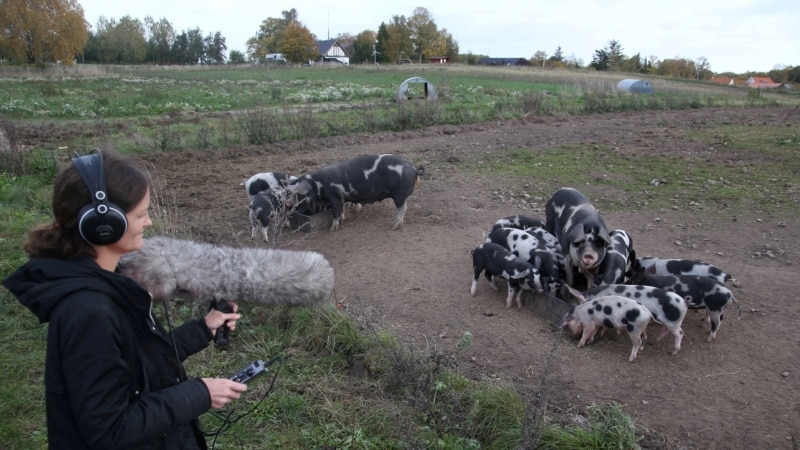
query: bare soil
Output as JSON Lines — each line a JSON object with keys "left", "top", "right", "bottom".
{"left": 139, "top": 106, "right": 799, "bottom": 449}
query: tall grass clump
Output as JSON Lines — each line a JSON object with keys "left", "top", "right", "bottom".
{"left": 238, "top": 97, "right": 282, "bottom": 144}
{"left": 538, "top": 402, "right": 642, "bottom": 450}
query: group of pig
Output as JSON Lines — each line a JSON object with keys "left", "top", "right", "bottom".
{"left": 242, "top": 154, "right": 426, "bottom": 243}
{"left": 471, "top": 187, "right": 739, "bottom": 362}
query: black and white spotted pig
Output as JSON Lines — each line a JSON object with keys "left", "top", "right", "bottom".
{"left": 628, "top": 267, "right": 740, "bottom": 342}
{"left": 484, "top": 228, "right": 561, "bottom": 293}
{"left": 581, "top": 284, "right": 687, "bottom": 355}
{"left": 635, "top": 257, "right": 731, "bottom": 285}
{"left": 285, "top": 154, "right": 425, "bottom": 231}
{"left": 491, "top": 215, "right": 544, "bottom": 231}
{"left": 545, "top": 188, "right": 611, "bottom": 290}
{"left": 559, "top": 286, "right": 653, "bottom": 362}
{"left": 594, "top": 229, "right": 634, "bottom": 286}
{"left": 470, "top": 242, "right": 542, "bottom": 309}
{"left": 249, "top": 189, "right": 287, "bottom": 243}
{"left": 243, "top": 172, "right": 296, "bottom": 201}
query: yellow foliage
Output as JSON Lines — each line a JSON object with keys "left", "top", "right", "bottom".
{"left": 0, "top": 0, "right": 88, "bottom": 66}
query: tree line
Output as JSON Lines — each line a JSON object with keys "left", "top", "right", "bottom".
{"left": 1, "top": 0, "right": 797, "bottom": 83}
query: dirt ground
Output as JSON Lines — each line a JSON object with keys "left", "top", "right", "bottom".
{"left": 139, "top": 106, "right": 799, "bottom": 449}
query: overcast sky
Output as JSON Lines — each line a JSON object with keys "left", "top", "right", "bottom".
{"left": 78, "top": 0, "right": 798, "bottom": 74}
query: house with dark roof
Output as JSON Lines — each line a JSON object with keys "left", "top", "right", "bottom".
{"left": 476, "top": 57, "right": 530, "bottom": 66}
{"left": 316, "top": 39, "right": 350, "bottom": 65}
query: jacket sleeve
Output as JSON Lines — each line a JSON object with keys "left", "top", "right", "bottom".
{"left": 54, "top": 293, "right": 211, "bottom": 449}
{"left": 169, "top": 318, "right": 214, "bottom": 362}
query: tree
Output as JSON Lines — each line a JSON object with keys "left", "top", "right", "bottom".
{"left": 695, "top": 56, "right": 710, "bottom": 80}
{"left": 280, "top": 23, "right": 317, "bottom": 64}
{"left": 352, "top": 30, "right": 377, "bottom": 64}
{"left": 204, "top": 32, "right": 227, "bottom": 64}
{"left": 0, "top": 0, "right": 88, "bottom": 66}
{"left": 607, "top": 39, "right": 625, "bottom": 70}
{"left": 374, "top": 22, "right": 390, "bottom": 64}
{"left": 384, "top": 15, "right": 413, "bottom": 64}
{"left": 228, "top": 50, "right": 246, "bottom": 64}
{"left": 408, "top": 7, "right": 437, "bottom": 63}
{"left": 145, "top": 16, "right": 176, "bottom": 64}
{"left": 246, "top": 9, "right": 298, "bottom": 62}
{"left": 532, "top": 50, "right": 547, "bottom": 69}
{"left": 94, "top": 15, "right": 147, "bottom": 64}
{"left": 590, "top": 49, "right": 610, "bottom": 71}
{"left": 549, "top": 46, "right": 564, "bottom": 63}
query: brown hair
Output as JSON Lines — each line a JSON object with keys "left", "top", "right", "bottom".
{"left": 23, "top": 149, "right": 151, "bottom": 259}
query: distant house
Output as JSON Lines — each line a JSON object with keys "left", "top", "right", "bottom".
{"left": 745, "top": 77, "right": 782, "bottom": 89}
{"left": 316, "top": 39, "right": 350, "bottom": 65}
{"left": 476, "top": 57, "right": 530, "bottom": 66}
{"left": 429, "top": 56, "right": 450, "bottom": 64}
{"left": 711, "top": 76, "right": 736, "bottom": 86}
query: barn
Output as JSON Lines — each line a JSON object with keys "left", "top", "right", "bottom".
{"left": 617, "top": 79, "right": 654, "bottom": 94}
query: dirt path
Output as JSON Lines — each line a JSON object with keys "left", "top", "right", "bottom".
{"left": 141, "top": 106, "right": 800, "bottom": 449}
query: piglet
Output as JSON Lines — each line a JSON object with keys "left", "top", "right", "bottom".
{"left": 634, "top": 257, "right": 731, "bottom": 285}
{"left": 628, "top": 267, "right": 740, "bottom": 342}
{"left": 559, "top": 286, "right": 653, "bottom": 362}
{"left": 470, "top": 242, "right": 542, "bottom": 309}
{"left": 582, "top": 284, "right": 686, "bottom": 355}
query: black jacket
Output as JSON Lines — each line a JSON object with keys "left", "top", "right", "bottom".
{"left": 3, "top": 256, "right": 214, "bottom": 449}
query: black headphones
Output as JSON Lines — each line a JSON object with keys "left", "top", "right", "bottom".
{"left": 72, "top": 150, "right": 128, "bottom": 245}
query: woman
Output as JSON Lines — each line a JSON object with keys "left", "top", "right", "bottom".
{"left": 3, "top": 149, "right": 246, "bottom": 449}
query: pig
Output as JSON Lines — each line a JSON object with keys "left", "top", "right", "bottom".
{"left": 484, "top": 227, "right": 562, "bottom": 294}
{"left": 285, "top": 154, "right": 425, "bottom": 231}
{"left": 634, "top": 257, "right": 731, "bottom": 285}
{"left": 581, "top": 284, "right": 687, "bottom": 355}
{"left": 628, "top": 267, "right": 740, "bottom": 342}
{"left": 545, "top": 188, "right": 611, "bottom": 291}
{"left": 491, "top": 215, "right": 544, "bottom": 231}
{"left": 594, "top": 229, "right": 635, "bottom": 286}
{"left": 249, "top": 189, "right": 289, "bottom": 243}
{"left": 559, "top": 286, "right": 653, "bottom": 362}
{"left": 470, "top": 242, "right": 542, "bottom": 309}
{"left": 242, "top": 172, "right": 296, "bottom": 201}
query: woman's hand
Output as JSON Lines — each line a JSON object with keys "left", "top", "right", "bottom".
{"left": 204, "top": 301, "right": 240, "bottom": 337}
{"left": 201, "top": 378, "right": 248, "bottom": 409}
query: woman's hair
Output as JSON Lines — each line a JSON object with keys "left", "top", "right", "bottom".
{"left": 24, "top": 149, "right": 151, "bottom": 259}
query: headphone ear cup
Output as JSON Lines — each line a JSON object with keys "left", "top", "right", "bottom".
{"left": 77, "top": 201, "right": 128, "bottom": 246}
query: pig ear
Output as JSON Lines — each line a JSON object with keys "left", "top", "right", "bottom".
{"left": 646, "top": 265, "right": 656, "bottom": 274}
{"left": 571, "top": 228, "right": 586, "bottom": 244}
{"left": 564, "top": 285, "right": 585, "bottom": 302}
{"left": 598, "top": 228, "right": 612, "bottom": 247}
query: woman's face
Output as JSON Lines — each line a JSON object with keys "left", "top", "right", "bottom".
{"left": 109, "top": 188, "right": 152, "bottom": 255}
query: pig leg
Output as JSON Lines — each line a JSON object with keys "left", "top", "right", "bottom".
{"left": 470, "top": 263, "right": 486, "bottom": 296}
{"left": 578, "top": 324, "right": 599, "bottom": 348}
{"left": 328, "top": 193, "right": 345, "bottom": 231}
{"left": 391, "top": 201, "right": 408, "bottom": 230}
{"left": 487, "top": 275, "right": 499, "bottom": 291}
{"left": 514, "top": 288, "right": 524, "bottom": 310}
{"left": 505, "top": 283, "right": 516, "bottom": 309}
{"left": 706, "top": 310, "right": 723, "bottom": 342}
{"left": 628, "top": 330, "right": 644, "bottom": 362}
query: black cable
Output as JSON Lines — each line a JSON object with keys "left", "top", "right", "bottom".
{"left": 205, "top": 356, "right": 286, "bottom": 450}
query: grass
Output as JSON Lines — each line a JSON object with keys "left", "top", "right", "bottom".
{"left": 2, "top": 64, "right": 799, "bottom": 449}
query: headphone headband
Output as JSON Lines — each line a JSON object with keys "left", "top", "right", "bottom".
{"left": 72, "top": 150, "right": 108, "bottom": 213}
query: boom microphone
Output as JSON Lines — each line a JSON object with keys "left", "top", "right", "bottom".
{"left": 119, "top": 237, "right": 335, "bottom": 306}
